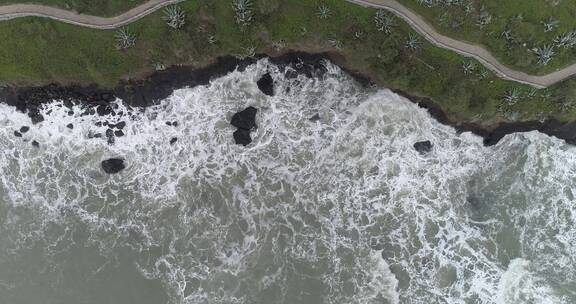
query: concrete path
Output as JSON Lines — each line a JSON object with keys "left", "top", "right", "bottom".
{"left": 0, "top": 0, "right": 185, "bottom": 29}
{"left": 0, "top": 0, "right": 573, "bottom": 88}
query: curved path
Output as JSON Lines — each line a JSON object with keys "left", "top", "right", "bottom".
{"left": 0, "top": 0, "right": 572, "bottom": 88}
{"left": 0, "top": 0, "right": 185, "bottom": 29}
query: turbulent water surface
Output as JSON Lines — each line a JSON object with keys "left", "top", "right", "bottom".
{"left": 1, "top": 60, "right": 575, "bottom": 304}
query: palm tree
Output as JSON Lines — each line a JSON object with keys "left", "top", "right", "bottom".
{"left": 374, "top": 10, "right": 396, "bottom": 34}
{"left": 554, "top": 31, "right": 576, "bottom": 49}
{"left": 405, "top": 33, "right": 421, "bottom": 51}
{"left": 542, "top": 17, "right": 559, "bottom": 33}
{"left": 461, "top": 61, "right": 476, "bottom": 75}
{"left": 317, "top": 4, "right": 331, "bottom": 19}
{"left": 502, "top": 88, "right": 521, "bottom": 105}
{"left": 163, "top": 5, "right": 186, "bottom": 29}
{"left": 115, "top": 27, "right": 136, "bottom": 50}
{"left": 533, "top": 45, "right": 555, "bottom": 65}
{"left": 232, "top": 0, "right": 253, "bottom": 26}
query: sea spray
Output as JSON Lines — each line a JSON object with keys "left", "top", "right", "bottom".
{"left": 0, "top": 59, "right": 575, "bottom": 303}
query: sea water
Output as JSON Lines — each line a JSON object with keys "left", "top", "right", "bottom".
{"left": 0, "top": 59, "right": 575, "bottom": 304}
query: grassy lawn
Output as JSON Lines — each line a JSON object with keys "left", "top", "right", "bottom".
{"left": 0, "top": 0, "right": 575, "bottom": 127}
{"left": 397, "top": 0, "right": 576, "bottom": 75}
{"left": 0, "top": 0, "right": 146, "bottom": 16}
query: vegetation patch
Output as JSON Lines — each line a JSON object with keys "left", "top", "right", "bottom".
{"left": 0, "top": 0, "right": 575, "bottom": 128}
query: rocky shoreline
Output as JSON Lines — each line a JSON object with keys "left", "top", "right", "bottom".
{"left": 1, "top": 51, "right": 576, "bottom": 146}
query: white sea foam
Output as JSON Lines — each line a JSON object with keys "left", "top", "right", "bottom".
{"left": 1, "top": 59, "right": 575, "bottom": 303}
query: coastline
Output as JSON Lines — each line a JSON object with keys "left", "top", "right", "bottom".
{"left": 2, "top": 51, "right": 575, "bottom": 146}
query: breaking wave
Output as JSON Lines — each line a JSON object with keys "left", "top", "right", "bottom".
{"left": 0, "top": 59, "right": 575, "bottom": 303}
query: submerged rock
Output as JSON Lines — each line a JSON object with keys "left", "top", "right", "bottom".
{"left": 97, "top": 104, "right": 112, "bottom": 116}
{"left": 20, "top": 126, "right": 30, "bottom": 133}
{"left": 257, "top": 73, "right": 274, "bottom": 96}
{"left": 114, "top": 121, "right": 126, "bottom": 129}
{"left": 101, "top": 158, "right": 126, "bottom": 174}
{"left": 414, "top": 141, "right": 433, "bottom": 154}
{"left": 231, "top": 106, "right": 258, "bottom": 130}
{"left": 309, "top": 113, "right": 321, "bottom": 122}
{"left": 233, "top": 129, "right": 252, "bottom": 146}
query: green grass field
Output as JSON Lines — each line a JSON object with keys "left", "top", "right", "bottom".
{"left": 398, "top": 0, "right": 576, "bottom": 75}
{"left": 0, "top": 0, "right": 146, "bottom": 16}
{"left": 0, "top": 0, "right": 574, "bottom": 128}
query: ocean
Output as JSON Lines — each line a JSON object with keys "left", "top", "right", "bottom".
{"left": 0, "top": 59, "right": 574, "bottom": 303}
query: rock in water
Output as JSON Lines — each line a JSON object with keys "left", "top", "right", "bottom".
{"left": 233, "top": 129, "right": 252, "bottom": 146}
{"left": 309, "top": 113, "right": 321, "bottom": 122}
{"left": 20, "top": 126, "right": 30, "bottom": 133}
{"left": 414, "top": 141, "right": 433, "bottom": 154}
{"left": 170, "top": 137, "right": 178, "bottom": 145}
{"left": 101, "top": 158, "right": 125, "bottom": 174}
{"left": 257, "top": 73, "right": 274, "bottom": 96}
{"left": 231, "top": 107, "right": 258, "bottom": 130}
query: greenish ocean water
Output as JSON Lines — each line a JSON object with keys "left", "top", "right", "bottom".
{"left": 0, "top": 60, "right": 575, "bottom": 303}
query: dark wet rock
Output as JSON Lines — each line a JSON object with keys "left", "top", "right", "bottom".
{"left": 66, "top": 123, "right": 74, "bottom": 129}
{"left": 106, "top": 129, "right": 115, "bottom": 144}
{"left": 106, "top": 128, "right": 114, "bottom": 138}
{"left": 114, "top": 121, "right": 126, "bottom": 129}
{"left": 103, "top": 121, "right": 109, "bottom": 126}
{"left": 68, "top": 110, "right": 74, "bottom": 116}
{"left": 95, "top": 121, "right": 103, "bottom": 127}
{"left": 172, "top": 121, "right": 178, "bottom": 127}
{"left": 414, "top": 141, "right": 433, "bottom": 154}
{"left": 88, "top": 132, "right": 102, "bottom": 139}
{"left": 97, "top": 104, "right": 112, "bottom": 116}
{"left": 233, "top": 129, "right": 252, "bottom": 146}
{"left": 101, "top": 158, "right": 125, "bottom": 174}
{"left": 170, "top": 137, "right": 178, "bottom": 145}
{"left": 14, "top": 131, "right": 22, "bottom": 137}
{"left": 114, "top": 130, "right": 124, "bottom": 137}
{"left": 231, "top": 106, "right": 258, "bottom": 130}
{"left": 31, "top": 140, "right": 39, "bottom": 147}
{"left": 165, "top": 121, "right": 172, "bottom": 126}
{"left": 257, "top": 73, "right": 274, "bottom": 96}
{"left": 309, "top": 113, "right": 321, "bottom": 122}
{"left": 30, "top": 113, "right": 44, "bottom": 124}
{"left": 20, "top": 126, "right": 30, "bottom": 133}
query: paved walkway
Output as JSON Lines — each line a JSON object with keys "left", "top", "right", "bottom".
{"left": 0, "top": 0, "right": 184, "bottom": 29}
{"left": 0, "top": 0, "right": 573, "bottom": 88}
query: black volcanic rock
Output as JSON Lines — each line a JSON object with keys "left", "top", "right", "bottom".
{"left": 114, "top": 130, "right": 124, "bottom": 137}
{"left": 414, "top": 141, "right": 433, "bottom": 154}
{"left": 101, "top": 158, "right": 125, "bottom": 174}
{"left": 105, "top": 129, "right": 115, "bottom": 145}
{"left": 14, "top": 131, "right": 22, "bottom": 137}
{"left": 257, "top": 73, "right": 274, "bottom": 96}
{"left": 97, "top": 104, "right": 112, "bottom": 116}
{"left": 170, "top": 137, "right": 178, "bottom": 145}
{"left": 66, "top": 123, "right": 74, "bottom": 129}
{"left": 114, "top": 121, "right": 126, "bottom": 129}
{"left": 233, "top": 129, "right": 252, "bottom": 146}
{"left": 231, "top": 107, "right": 258, "bottom": 130}
{"left": 20, "top": 126, "right": 30, "bottom": 133}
